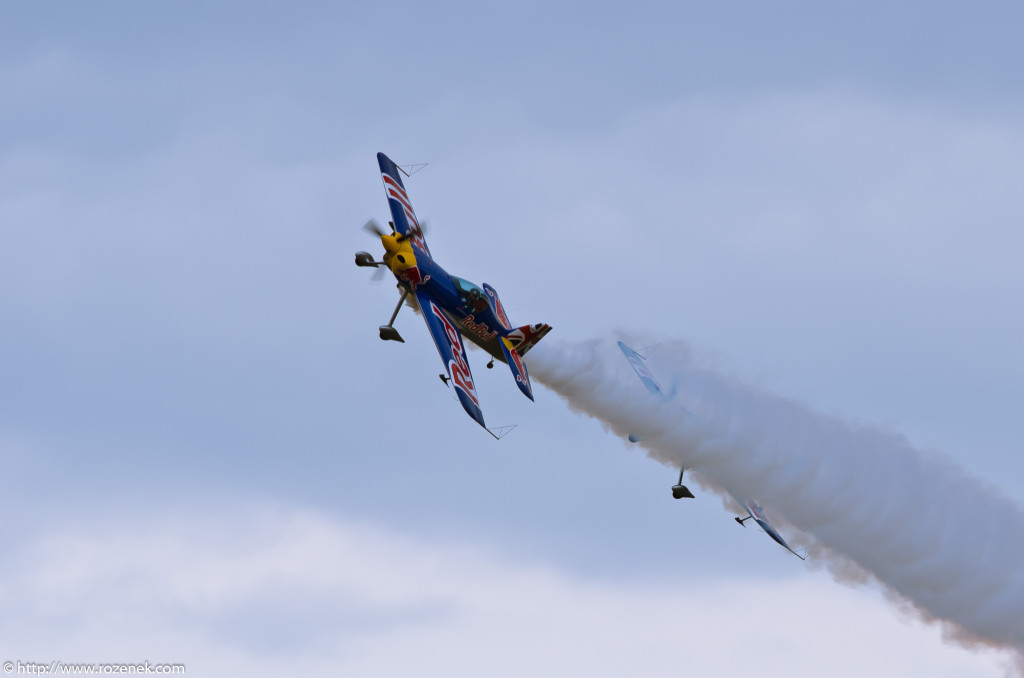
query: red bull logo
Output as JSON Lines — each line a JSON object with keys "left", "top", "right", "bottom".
{"left": 430, "top": 301, "right": 480, "bottom": 407}
{"left": 460, "top": 315, "right": 498, "bottom": 343}
{"left": 397, "top": 265, "right": 430, "bottom": 290}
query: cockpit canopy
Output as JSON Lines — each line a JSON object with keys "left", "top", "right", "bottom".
{"left": 451, "top": 276, "right": 489, "bottom": 314}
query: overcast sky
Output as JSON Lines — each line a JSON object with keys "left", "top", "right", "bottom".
{"left": 2, "top": 2, "right": 1023, "bottom": 676}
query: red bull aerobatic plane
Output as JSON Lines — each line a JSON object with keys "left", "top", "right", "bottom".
{"left": 355, "top": 153, "right": 552, "bottom": 437}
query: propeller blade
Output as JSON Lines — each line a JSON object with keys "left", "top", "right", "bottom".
{"left": 371, "top": 266, "right": 388, "bottom": 282}
{"left": 395, "top": 222, "right": 426, "bottom": 244}
{"left": 363, "top": 219, "right": 386, "bottom": 237}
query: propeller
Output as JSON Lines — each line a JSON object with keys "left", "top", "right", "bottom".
{"left": 395, "top": 222, "right": 426, "bottom": 244}
{"left": 363, "top": 218, "right": 388, "bottom": 238}
{"left": 362, "top": 218, "right": 428, "bottom": 243}
{"left": 357, "top": 217, "right": 428, "bottom": 283}
{"left": 358, "top": 219, "right": 398, "bottom": 282}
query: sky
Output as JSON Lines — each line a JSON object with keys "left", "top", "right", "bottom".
{"left": 2, "top": 2, "right": 1023, "bottom": 676}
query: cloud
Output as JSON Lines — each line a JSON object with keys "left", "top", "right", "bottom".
{"left": 0, "top": 503, "right": 1013, "bottom": 677}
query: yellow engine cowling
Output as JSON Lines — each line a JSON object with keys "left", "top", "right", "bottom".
{"left": 381, "top": 233, "right": 418, "bottom": 274}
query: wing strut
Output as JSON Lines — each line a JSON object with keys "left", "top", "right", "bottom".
{"left": 397, "top": 162, "right": 428, "bottom": 177}
{"left": 486, "top": 424, "right": 517, "bottom": 440}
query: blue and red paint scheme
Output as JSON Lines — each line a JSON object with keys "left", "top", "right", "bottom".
{"left": 357, "top": 153, "right": 551, "bottom": 434}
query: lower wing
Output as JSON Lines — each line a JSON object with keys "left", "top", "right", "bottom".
{"left": 417, "top": 292, "right": 486, "bottom": 430}
{"left": 733, "top": 492, "right": 805, "bottom": 560}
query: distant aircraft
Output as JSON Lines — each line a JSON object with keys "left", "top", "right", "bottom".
{"left": 355, "top": 153, "right": 552, "bottom": 437}
{"left": 618, "top": 341, "right": 805, "bottom": 560}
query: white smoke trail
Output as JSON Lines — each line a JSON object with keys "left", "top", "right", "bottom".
{"left": 527, "top": 335, "right": 1024, "bottom": 668}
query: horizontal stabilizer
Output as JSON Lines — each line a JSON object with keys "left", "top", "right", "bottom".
{"left": 498, "top": 336, "right": 535, "bottom": 401}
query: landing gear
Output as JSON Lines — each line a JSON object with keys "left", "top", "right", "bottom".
{"left": 672, "top": 464, "right": 695, "bottom": 499}
{"left": 379, "top": 289, "right": 408, "bottom": 343}
{"left": 486, "top": 359, "right": 494, "bottom": 369}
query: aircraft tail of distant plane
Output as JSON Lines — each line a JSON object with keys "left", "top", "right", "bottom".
{"left": 377, "top": 152, "right": 431, "bottom": 256}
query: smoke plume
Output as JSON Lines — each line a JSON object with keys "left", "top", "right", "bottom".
{"left": 527, "top": 336, "right": 1024, "bottom": 668}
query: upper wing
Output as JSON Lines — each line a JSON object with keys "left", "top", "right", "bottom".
{"left": 617, "top": 341, "right": 667, "bottom": 399}
{"left": 618, "top": 340, "right": 691, "bottom": 442}
{"left": 377, "top": 152, "right": 431, "bottom": 256}
{"left": 417, "top": 291, "right": 486, "bottom": 429}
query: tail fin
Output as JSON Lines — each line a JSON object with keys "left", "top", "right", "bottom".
{"left": 480, "top": 282, "right": 550, "bottom": 401}
{"left": 481, "top": 283, "right": 551, "bottom": 356}
{"left": 377, "top": 152, "right": 430, "bottom": 256}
